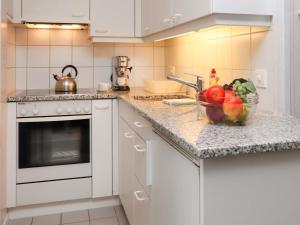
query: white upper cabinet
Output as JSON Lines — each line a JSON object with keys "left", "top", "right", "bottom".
{"left": 90, "top": 0, "right": 135, "bottom": 37}
{"left": 151, "top": 0, "right": 172, "bottom": 34}
{"left": 144, "top": 0, "right": 273, "bottom": 37}
{"left": 21, "top": 0, "right": 90, "bottom": 23}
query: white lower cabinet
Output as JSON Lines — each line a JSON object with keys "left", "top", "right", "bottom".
{"left": 119, "top": 118, "right": 135, "bottom": 224}
{"left": 118, "top": 100, "right": 200, "bottom": 225}
{"left": 150, "top": 132, "right": 200, "bottom": 225}
{"left": 92, "top": 100, "right": 113, "bottom": 198}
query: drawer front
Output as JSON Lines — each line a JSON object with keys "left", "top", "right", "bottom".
{"left": 17, "top": 178, "right": 91, "bottom": 206}
{"left": 119, "top": 100, "right": 152, "bottom": 141}
{"left": 133, "top": 177, "right": 151, "bottom": 225}
{"left": 134, "top": 135, "right": 152, "bottom": 195}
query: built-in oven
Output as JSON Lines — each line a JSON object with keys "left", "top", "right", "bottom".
{"left": 16, "top": 101, "right": 92, "bottom": 184}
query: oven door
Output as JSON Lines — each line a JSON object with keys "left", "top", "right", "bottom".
{"left": 17, "top": 115, "right": 92, "bottom": 184}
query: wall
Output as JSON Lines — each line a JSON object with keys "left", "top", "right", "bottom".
{"left": 164, "top": 0, "right": 288, "bottom": 115}
{"left": 14, "top": 28, "right": 165, "bottom": 90}
{"left": 0, "top": 0, "right": 16, "bottom": 224}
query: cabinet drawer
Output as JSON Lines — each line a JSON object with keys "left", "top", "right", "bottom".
{"left": 17, "top": 178, "right": 92, "bottom": 206}
{"left": 119, "top": 100, "right": 152, "bottom": 141}
{"left": 133, "top": 177, "right": 151, "bottom": 225}
{"left": 134, "top": 134, "right": 151, "bottom": 195}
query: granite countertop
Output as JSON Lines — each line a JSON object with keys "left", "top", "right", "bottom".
{"left": 7, "top": 89, "right": 119, "bottom": 102}
{"left": 119, "top": 93, "right": 300, "bottom": 161}
{"left": 8, "top": 88, "right": 300, "bottom": 161}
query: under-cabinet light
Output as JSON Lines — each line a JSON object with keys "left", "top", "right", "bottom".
{"left": 154, "top": 31, "right": 196, "bottom": 42}
{"left": 24, "top": 23, "right": 88, "bottom": 30}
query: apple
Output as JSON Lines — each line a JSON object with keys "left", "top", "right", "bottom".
{"left": 199, "top": 89, "right": 208, "bottom": 102}
{"left": 223, "top": 95, "right": 243, "bottom": 122}
{"left": 206, "top": 85, "right": 225, "bottom": 105}
{"left": 206, "top": 105, "right": 225, "bottom": 123}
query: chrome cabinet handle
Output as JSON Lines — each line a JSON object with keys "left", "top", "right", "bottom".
{"left": 72, "top": 13, "right": 85, "bottom": 17}
{"left": 134, "top": 145, "right": 146, "bottom": 152}
{"left": 134, "top": 191, "right": 148, "bottom": 201}
{"left": 124, "top": 132, "right": 134, "bottom": 139}
{"left": 95, "top": 105, "right": 109, "bottom": 110}
{"left": 134, "top": 121, "right": 144, "bottom": 128}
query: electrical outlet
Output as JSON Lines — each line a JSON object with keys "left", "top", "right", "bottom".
{"left": 254, "top": 69, "right": 268, "bottom": 89}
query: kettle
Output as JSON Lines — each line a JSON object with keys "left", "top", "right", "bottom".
{"left": 53, "top": 65, "right": 78, "bottom": 93}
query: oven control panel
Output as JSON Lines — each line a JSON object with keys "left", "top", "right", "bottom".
{"left": 17, "top": 100, "right": 92, "bottom": 118}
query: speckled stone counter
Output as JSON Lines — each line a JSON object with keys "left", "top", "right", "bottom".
{"left": 7, "top": 89, "right": 118, "bottom": 102}
{"left": 119, "top": 94, "right": 300, "bottom": 161}
{"left": 8, "top": 88, "right": 300, "bottom": 161}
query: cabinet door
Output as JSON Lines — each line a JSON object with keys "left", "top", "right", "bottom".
{"left": 151, "top": 0, "right": 172, "bottom": 33}
{"left": 92, "top": 100, "right": 113, "bottom": 198}
{"left": 133, "top": 178, "right": 151, "bottom": 225}
{"left": 119, "top": 119, "right": 134, "bottom": 224}
{"left": 141, "top": 0, "right": 153, "bottom": 36}
{"left": 90, "top": 0, "right": 135, "bottom": 37}
{"left": 172, "top": 0, "right": 211, "bottom": 26}
{"left": 22, "top": 0, "right": 90, "bottom": 23}
{"left": 151, "top": 132, "right": 200, "bottom": 225}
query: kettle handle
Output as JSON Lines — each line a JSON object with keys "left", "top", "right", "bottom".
{"left": 53, "top": 74, "right": 59, "bottom": 81}
{"left": 62, "top": 65, "right": 78, "bottom": 78}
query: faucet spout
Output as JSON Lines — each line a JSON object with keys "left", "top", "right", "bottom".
{"left": 167, "top": 74, "right": 203, "bottom": 92}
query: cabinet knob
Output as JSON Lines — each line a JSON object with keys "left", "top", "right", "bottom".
{"left": 134, "top": 145, "right": 146, "bottom": 152}
{"left": 134, "top": 121, "right": 144, "bottom": 128}
{"left": 172, "top": 13, "right": 183, "bottom": 24}
{"left": 124, "top": 132, "right": 134, "bottom": 139}
{"left": 134, "top": 191, "right": 148, "bottom": 201}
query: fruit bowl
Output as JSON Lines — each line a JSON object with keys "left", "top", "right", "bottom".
{"left": 198, "top": 93, "right": 259, "bottom": 125}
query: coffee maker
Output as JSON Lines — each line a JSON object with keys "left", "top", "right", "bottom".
{"left": 111, "top": 56, "right": 132, "bottom": 91}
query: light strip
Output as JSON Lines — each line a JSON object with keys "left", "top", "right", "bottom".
{"left": 24, "top": 23, "right": 88, "bottom": 30}
{"left": 155, "top": 31, "right": 196, "bottom": 42}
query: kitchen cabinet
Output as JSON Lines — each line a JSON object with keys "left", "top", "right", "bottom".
{"left": 90, "top": 0, "right": 135, "bottom": 37}
{"left": 21, "top": 0, "right": 90, "bottom": 23}
{"left": 119, "top": 118, "right": 135, "bottom": 224}
{"left": 92, "top": 100, "right": 113, "bottom": 198}
{"left": 141, "top": 0, "right": 153, "bottom": 36}
{"left": 145, "top": 0, "right": 273, "bottom": 37}
{"left": 151, "top": 131, "right": 200, "bottom": 225}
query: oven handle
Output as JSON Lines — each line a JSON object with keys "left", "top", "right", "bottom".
{"left": 17, "top": 115, "right": 92, "bottom": 123}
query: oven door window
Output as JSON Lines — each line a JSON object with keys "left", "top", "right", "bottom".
{"left": 19, "top": 119, "right": 90, "bottom": 168}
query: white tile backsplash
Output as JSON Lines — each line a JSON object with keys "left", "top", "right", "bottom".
{"left": 73, "top": 47, "right": 94, "bottom": 67}
{"left": 94, "top": 47, "right": 114, "bottom": 67}
{"left": 50, "top": 29, "right": 72, "bottom": 46}
{"left": 94, "top": 67, "right": 113, "bottom": 88}
{"left": 28, "top": 29, "right": 50, "bottom": 46}
{"left": 50, "top": 46, "right": 72, "bottom": 67}
{"left": 28, "top": 46, "right": 50, "bottom": 67}
{"left": 27, "top": 68, "right": 50, "bottom": 89}
{"left": 15, "top": 28, "right": 165, "bottom": 91}
{"left": 16, "top": 46, "right": 27, "bottom": 67}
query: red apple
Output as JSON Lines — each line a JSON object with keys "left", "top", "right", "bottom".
{"left": 223, "top": 95, "right": 243, "bottom": 121}
{"left": 206, "top": 85, "right": 225, "bottom": 105}
{"left": 206, "top": 105, "right": 225, "bottom": 123}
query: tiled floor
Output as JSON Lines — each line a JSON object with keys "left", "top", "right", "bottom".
{"left": 8, "top": 206, "right": 129, "bottom": 225}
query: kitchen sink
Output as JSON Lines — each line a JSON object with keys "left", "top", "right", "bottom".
{"left": 133, "top": 94, "right": 190, "bottom": 101}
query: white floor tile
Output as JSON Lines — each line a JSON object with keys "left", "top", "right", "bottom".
{"left": 32, "top": 213, "right": 61, "bottom": 225}
{"left": 89, "top": 207, "right": 116, "bottom": 220}
{"left": 62, "top": 210, "right": 89, "bottom": 224}
{"left": 8, "top": 217, "right": 32, "bottom": 225}
{"left": 90, "top": 217, "right": 119, "bottom": 225}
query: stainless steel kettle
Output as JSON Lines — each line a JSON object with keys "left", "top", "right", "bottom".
{"left": 53, "top": 65, "right": 78, "bottom": 93}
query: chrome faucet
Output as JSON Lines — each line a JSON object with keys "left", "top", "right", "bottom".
{"left": 167, "top": 73, "right": 203, "bottom": 92}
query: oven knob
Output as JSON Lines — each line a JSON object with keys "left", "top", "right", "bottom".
{"left": 67, "top": 108, "right": 72, "bottom": 114}
{"left": 84, "top": 107, "right": 90, "bottom": 113}
{"left": 20, "top": 109, "right": 27, "bottom": 116}
{"left": 75, "top": 107, "right": 81, "bottom": 113}
{"left": 57, "top": 107, "right": 63, "bottom": 114}
{"left": 32, "top": 108, "right": 39, "bottom": 115}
